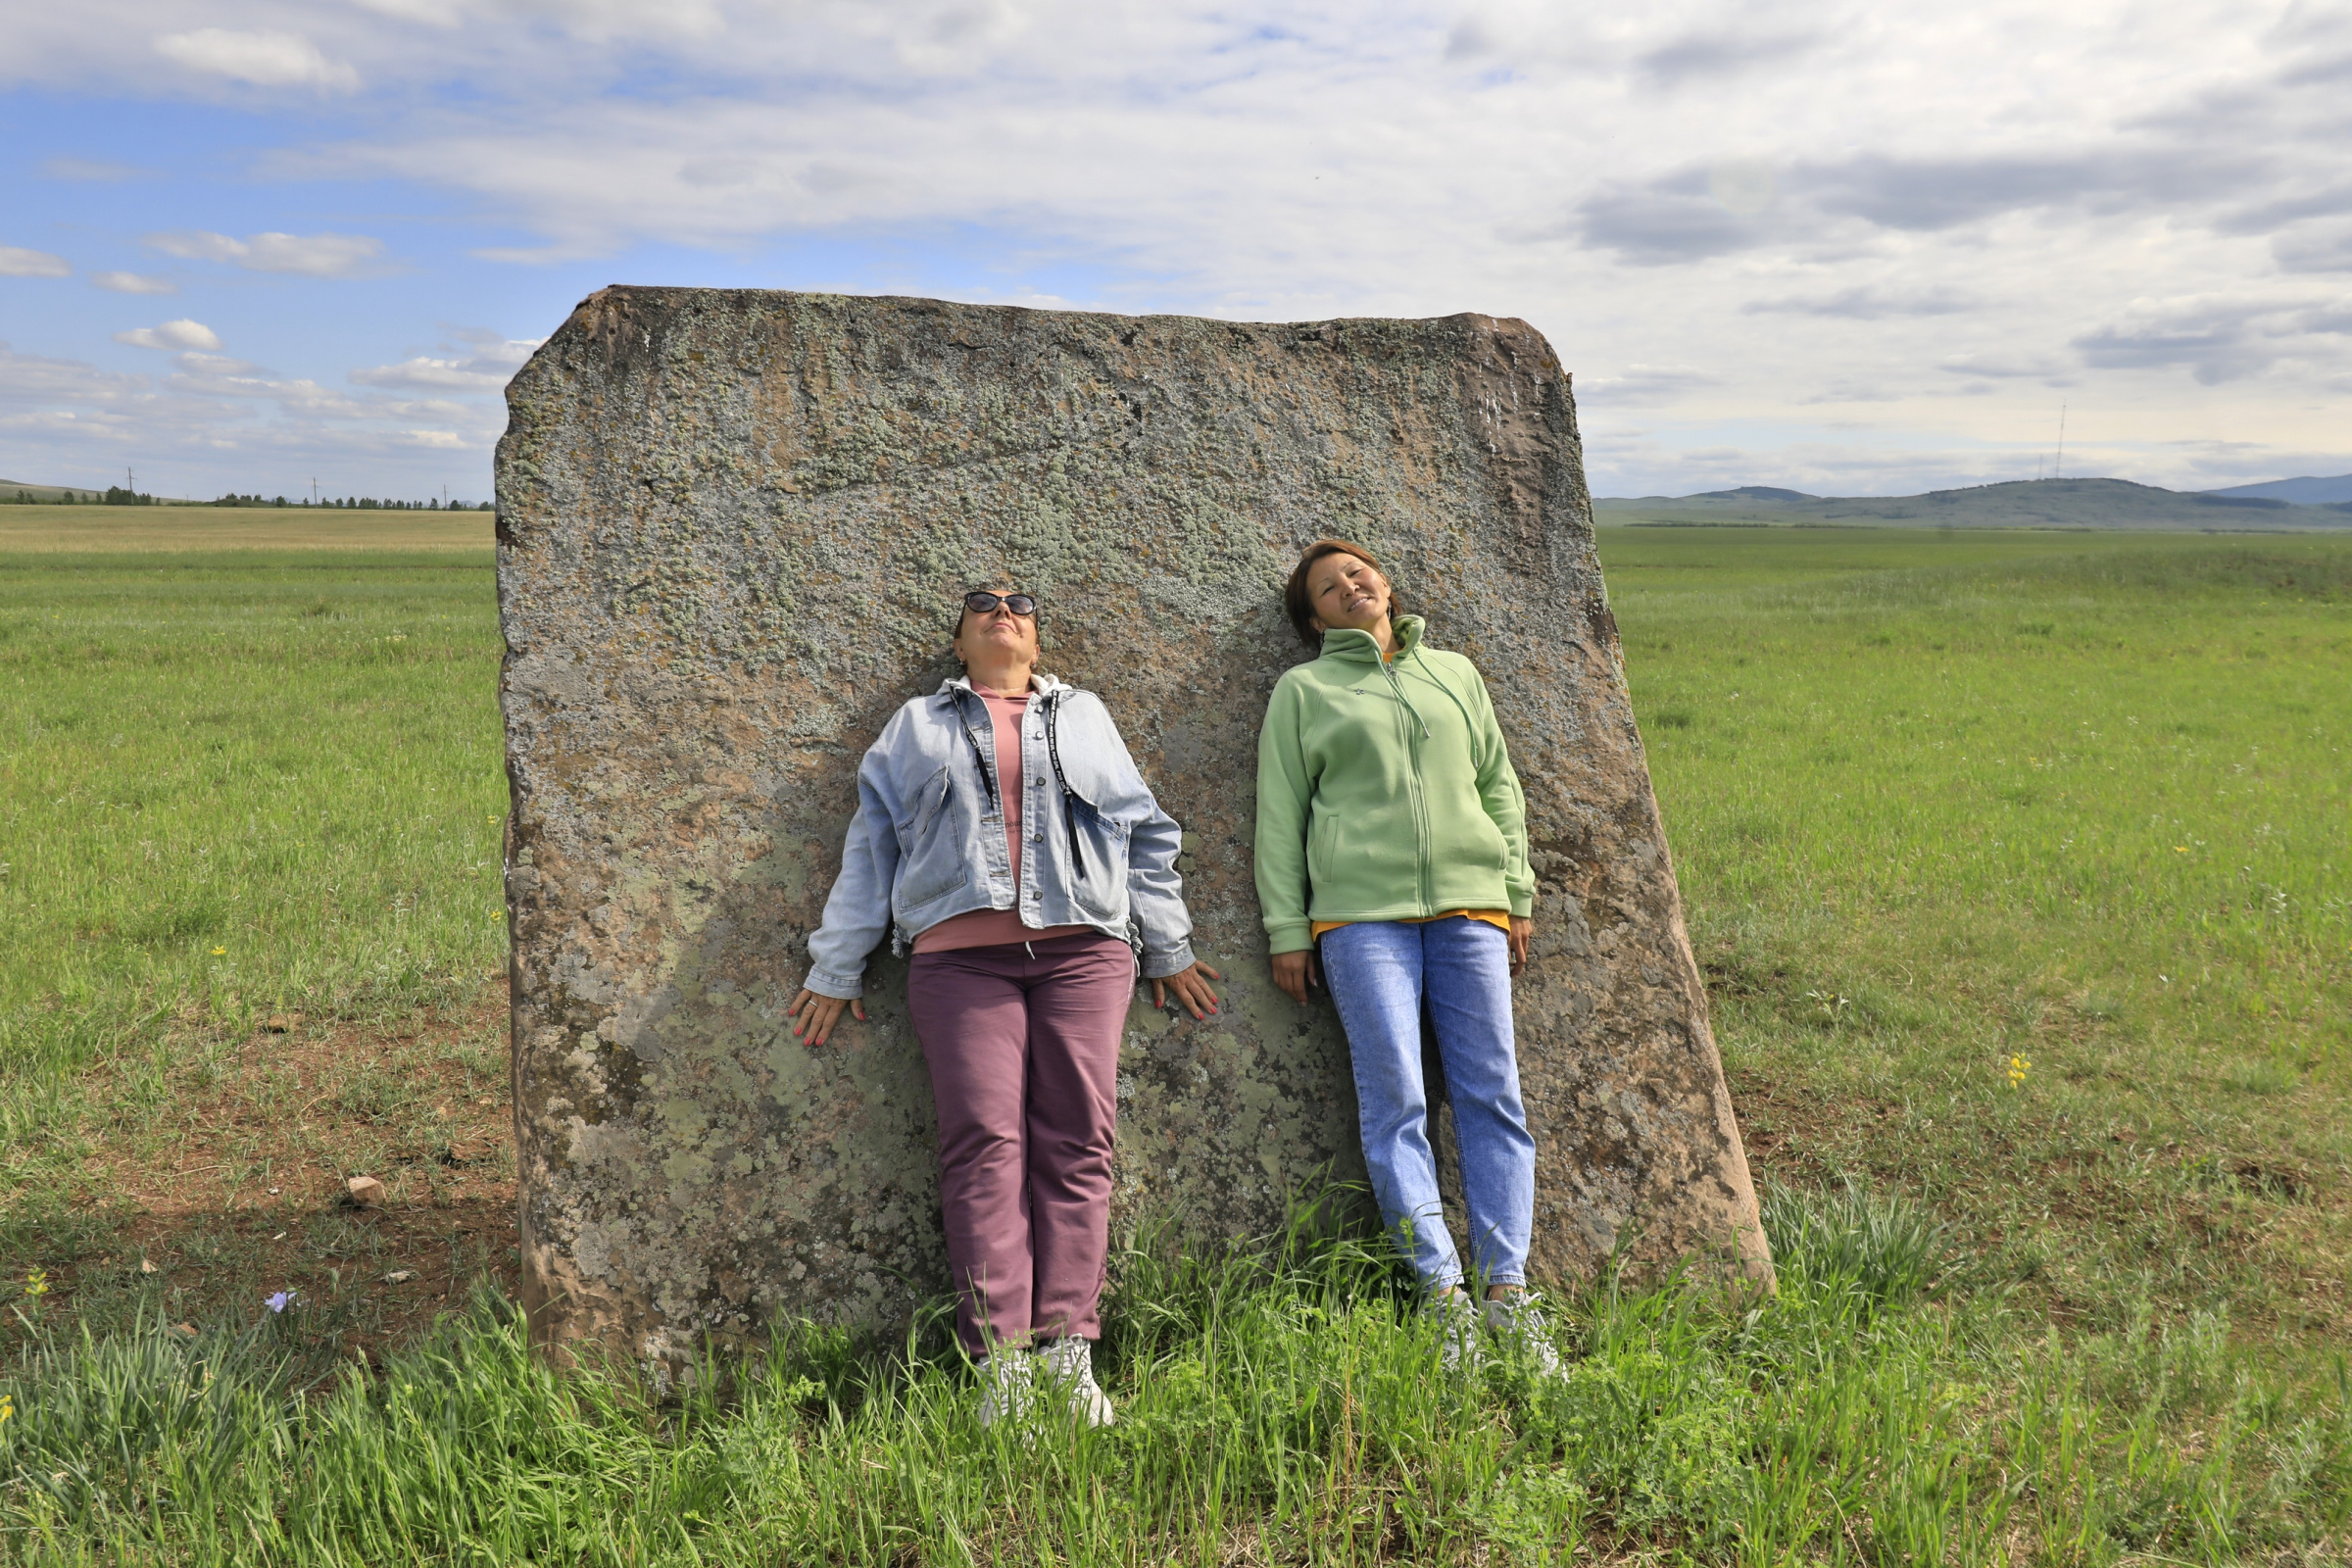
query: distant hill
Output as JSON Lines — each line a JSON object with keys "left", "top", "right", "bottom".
{"left": 2201, "top": 473, "right": 2352, "bottom": 505}
{"left": 1, "top": 478, "right": 103, "bottom": 502}
{"left": 1602, "top": 486, "right": 1818, "bottom": 509}
{"left": 1594, "top": 477, "right": 2352, "bottom": 530}
{"left": 1692, "top": 485, "right": 1822, "bottom": 504}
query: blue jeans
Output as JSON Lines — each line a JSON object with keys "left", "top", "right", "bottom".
{"left": 1320, "top": 917, "right": 1535, "bottom": 1294}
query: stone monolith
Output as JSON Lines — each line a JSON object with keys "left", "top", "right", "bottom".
{"left": 497, "top": 288, "right": 1770, "bottom": 1368}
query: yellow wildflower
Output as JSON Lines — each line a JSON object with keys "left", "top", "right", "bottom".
{"left": 2006, "top": 1054, "right": 2032, "bottom": 1088}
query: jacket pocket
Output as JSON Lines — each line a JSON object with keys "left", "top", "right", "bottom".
{"left": 1430, "top": 798, "right": 1511, "bottom": 887}
{"left": 895, "top": 769, "right": 963, "bottom": 908}
{"left": 1067, "top": 800, "right": 1130, "bottom": 918}
{"left": 910, "top": 766, "right": 952, "bottom": 841}
{"left": 1307, "top": 807, "right": 1337, "bottom": 880}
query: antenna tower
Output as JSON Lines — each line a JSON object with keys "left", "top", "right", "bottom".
{"left": 2055, "top": 405, "right": 2068, "bottom": 480}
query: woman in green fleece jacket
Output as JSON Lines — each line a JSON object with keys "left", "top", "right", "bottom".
{"left": 1254, "top": 538, "right": 1558, "bottom": 1373}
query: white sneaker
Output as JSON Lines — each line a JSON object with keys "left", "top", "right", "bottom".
{"left": 1432, "top": 1289, "right": 1487, "bottom": 1375}
{"left": 976, "top": 1349, "right": 1035, "bottom": 1428}
{"left": 1483, "top": 1290, "right": 1565, "bottom": 1379}
{"left": 1038, "top": 1336, "right": 1115, "bottom": 1428}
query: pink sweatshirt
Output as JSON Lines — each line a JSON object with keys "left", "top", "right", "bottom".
{"left": 913, "top": 683, "right": 1096, "bottom": 955}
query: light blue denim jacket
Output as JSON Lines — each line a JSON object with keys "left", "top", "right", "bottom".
{"left": 802, "top": 673, "right": 1196, "bottom": 1000}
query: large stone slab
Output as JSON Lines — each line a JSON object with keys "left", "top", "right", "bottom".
{"left": 497, "top": 287, "right": 1770, "bottom": 1367}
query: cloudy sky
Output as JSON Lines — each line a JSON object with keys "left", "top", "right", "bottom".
{"left": 2, "top": 0, "right": 2347, "bottom": 501}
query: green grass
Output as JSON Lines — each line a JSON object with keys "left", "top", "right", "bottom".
{"left": 4, "top": 1200, "right": 2345, "bottom": 1565}
{"left": 1, "top": 525, "right": 2348, "bottom": 1563}
{"left": 1607, "top": 527, "right": 2351, "bottom": 1351}
{"left": 0, "top": 550, "right": 507, "bottom": 1146}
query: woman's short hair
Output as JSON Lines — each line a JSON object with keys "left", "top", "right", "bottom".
{"left": 1284, "top": 538, "right": 1397, "bottom": 649}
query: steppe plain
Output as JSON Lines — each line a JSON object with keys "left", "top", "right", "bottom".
{"left": 0, "top": 506, "right": 2345, "bottom": 1563}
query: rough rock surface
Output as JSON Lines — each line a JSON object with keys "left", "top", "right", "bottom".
{"left": 497, "top": 288, "right": 1770, "bottom": 1368}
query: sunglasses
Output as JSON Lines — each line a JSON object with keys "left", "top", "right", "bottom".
{"left": 963, "top": 591, "right": 1037, "bottom": 617}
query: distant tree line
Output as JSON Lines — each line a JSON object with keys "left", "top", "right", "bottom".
{"left": 0, "top": 487, "right": 153, "bottom": 504}
{"left": 291, "top": 497, "right": 492, "bottom": 511}
{"left": 8, "top": 488, "right": 493, "bottom": 509}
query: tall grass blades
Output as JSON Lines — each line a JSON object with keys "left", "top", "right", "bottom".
{"left": 7, "top": 1191, "right": 2348, "bottom": 1563}
{"left": 1760, "top": 1179, "right": 1947, "bottom": 1312}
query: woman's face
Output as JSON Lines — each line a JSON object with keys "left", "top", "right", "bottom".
{"left": 953, "top": 592, "right": 1039, "bottom": 667}
{"left": 1306, "top": 553, "right": 1391, "bottom": 635}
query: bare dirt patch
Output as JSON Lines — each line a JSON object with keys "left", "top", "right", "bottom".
{"left": 36, "top": 980, "right": 521, "bottom": 1357}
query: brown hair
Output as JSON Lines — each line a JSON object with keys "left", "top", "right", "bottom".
{"left": 1284, "top": 539, "right": 1398, "bottom": 649}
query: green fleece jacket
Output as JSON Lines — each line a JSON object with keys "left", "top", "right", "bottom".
{"left": 1254, "top": 616, "right": 1534, "bottom": 955}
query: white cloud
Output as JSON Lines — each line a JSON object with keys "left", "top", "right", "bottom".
{"left": 0, "top": 341, "right": 150, "bottom": 410}
{"left": 0, "top": 246, "right": 72, "bottom": 277}
{"left": 4, "top": 1, "right": 2349, "bottom": 495}
{"left": 144, "top": 230, "right": 385, "bottom": 277}
{"left": 173, "top": 352, "right": 258, "bottom": 374}
{"left": 1580, "top": 366, "right": 1724, "bottom": 409}
{"left": 350, "top": 337, "right": 540, "bottom": 393}
{"left": 90, "top": 270, "right": 177, "bottom": 295}
{"left": 153, "top": 28, "right": 358, "bottom": 91}
{"left": 0, "top": 336, "right": 504, "bottom": 498}
{"left": 114, "top": 319, "right": 224, "bottom": 352}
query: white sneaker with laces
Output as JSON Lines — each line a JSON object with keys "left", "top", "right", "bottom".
{"left": 976, "top": 1348, "right": 1036, "bottom": 1428}
{"left": 1483, "top": 1290, "right": 1566, "bottom": 1379}
{"left": 1038, "top": 1336, "right": 1115, "bottom": 1428}
{"left": 1432, "top": 1288, "right": 1487, "bottom": 1374}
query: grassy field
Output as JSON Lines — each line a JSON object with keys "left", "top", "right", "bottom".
{"left": 0, "top": 520, "right": 2346, "bottom": 1563}
{"left": 0, "top": 523, "right": 514, "bottom": 1361}
{"left": 0, "top": 504, "right": 494, "bottom": 555}
{"left": 1623, "top": 527, "right": 2349, "bottom": 1342}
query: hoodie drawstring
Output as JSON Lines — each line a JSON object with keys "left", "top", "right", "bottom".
{"left": 1405, "top": 647, "right": 1485, "bottom": 766}
{"left": 1044, "top": 693, "right": 1094, "bottom": 877}
{"left": 1379, "top": 659, "right": 1433, "bottom": 740}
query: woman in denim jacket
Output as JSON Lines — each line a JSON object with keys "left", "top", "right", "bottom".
{"left": 789, "top": 586, "right": 1219, "bottom": 1429}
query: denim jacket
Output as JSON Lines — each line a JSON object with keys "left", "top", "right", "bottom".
{"left": 802, "top": 673, "right": 1196, "bottom": 1000}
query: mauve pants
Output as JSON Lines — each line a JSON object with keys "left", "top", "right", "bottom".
{"left": 906, "top": 931, "right": 1133, "bottom": 1356}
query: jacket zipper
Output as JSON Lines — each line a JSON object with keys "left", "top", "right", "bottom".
{"left": 1379, "top": 658, "right": 1435, "bottom": 916}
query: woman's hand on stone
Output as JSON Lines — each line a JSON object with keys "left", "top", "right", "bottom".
{"left": 1152, "top": 961, "right": 1223, "bottom": 1019}
{"left": 789, "top": 988, "right": 865, "bottom": 1047}
{"left": 1508, "top": 917, "right": 1534, "bottom": 977}
{"left": 1270, "top": 949, "right": 1320, "bottom": 1005}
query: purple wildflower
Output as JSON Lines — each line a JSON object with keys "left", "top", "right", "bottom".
{"left": 265, "top": 1291, "right": 295, "bottom": 1313}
